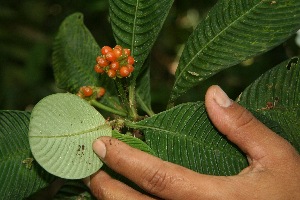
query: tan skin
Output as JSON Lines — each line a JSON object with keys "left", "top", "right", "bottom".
{"left": 86, "top": 85, "right": 300, "bottom": 200}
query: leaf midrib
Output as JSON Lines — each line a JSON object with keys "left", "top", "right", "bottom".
{"left": 174, "top": 1, "right": 264, "bottom": 86}
{"left": 131, "top": 0, "right": 139, "bottom": 55}
{"left": 29, "top": 124, "right": 110, "bottom": 138}
{"left": 138, "top": 124, "right": 245, "bottom": 159}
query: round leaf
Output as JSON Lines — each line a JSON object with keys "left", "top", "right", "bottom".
{"left": 29, "top": 93, "right": 111, "bottom": 179}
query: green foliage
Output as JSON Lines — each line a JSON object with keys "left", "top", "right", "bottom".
{"left": 112, "top": 130, "right": 156, "bottom": 156}
{"left": 170, "top": 0, "right": 300, "bottom": 102}
{"left": 238, "top": 57, "right": 300, "bottom": 151}
{"left": 52, "top": 13, "right": 101, "bottom": 93}
{"left": 109, "top": 0, "right": 174, "bottom": 77}
{"left": 29, "top": 93, "right": 112, "bottom": 179}
{"left": 133, "top": 102, "right": 248, "bottom": 175}
{"left": 0, "top": 111, "right": 55, "bottom": 199}
{"left": 136, "top": 63, "right": 154, "bottom": 116}
{"left": 1, "top": 0, "right": 300, "bottom": 198}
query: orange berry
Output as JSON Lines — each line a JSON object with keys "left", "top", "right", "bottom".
{"left": 107, "top": 69, "right": 117, "bottom": 78}
{"left": 123, "top": 48, "right": 131, "bottom": 56}
{"left": 81, "top": 86, "right": 93, "bottom": 97}
{"left": 97, "top": 87, "right": 106, "bottom": 98}
{"left": 114, "top": 45, "right": 122, "bottom": 50}
{"left": 113, "top": 48, "right": 122, "bottom": 59}
{"left": 106, "top": 51, "right": 117, "bottom": 62}
{"left": 110, "top": 61, "right": 120, "bottom": 70}
{"left": 101, "top": 46, "right": 113, "bottom": 55}
{"left": 97, "top": 56, "right": 109, "bottom": 67}
{"left": 127, "top": 64, "right": 134, "bottom": 73}
{"left": 119, "top": 66, "right": 130, "bottom": 77}
{"left": 94, "top": 64, "right": 105, "bottom": 74}
{"left": 127, "top": 56, "right": 135, "bottom": 65}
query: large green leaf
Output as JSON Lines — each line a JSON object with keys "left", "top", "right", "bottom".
{"left": 109, "top": 0, "right": 174, "bottom": 77}
{"left": 29, "top": 93, "right": 112, "bottom": 179}
{"left": 52, "top": 13, "right": 100, "bottom": 93}
{"left": 133, "top": 102, "right": 248, "bottom": 176}
{"left": 0, "top": 111, "right": 55, "bottom": 199}
{"left": 238, "top": 57, "right": 300, "bottom": 151}
{"left": 170, "top": 0, "right": 300, "bottom": 102}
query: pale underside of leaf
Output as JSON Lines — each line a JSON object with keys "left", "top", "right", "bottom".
{"left": 170, "top": 0, "right": 300, "bottom": 102}
{"left": 29, "top": 93, "right": 112, "bottom": 179}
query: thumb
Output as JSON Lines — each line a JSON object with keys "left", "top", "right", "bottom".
{"left": 205, "top": 85, "right": 292, "bottom": 162}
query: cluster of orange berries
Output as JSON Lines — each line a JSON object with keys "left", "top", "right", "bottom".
{"left": 77, "top": 86, "right": 105, "bottom": 99}
{"left": 94, "top": 45, "right": 135, "bottom": 78}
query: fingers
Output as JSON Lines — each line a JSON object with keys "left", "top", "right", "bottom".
{"left": 88, "top": 170, "right": 156, "bottom": 200}
{"left": 88, "top": 85, "right": 299, "bottom": 200}
{"left": 91, "top": 137, "right": 230, "bottom": 199}
{"left": 91, "top": 137, "right": 187, "bottom": 199}
{"left": 205, "top": 85, "right": 295, "bottom": 163}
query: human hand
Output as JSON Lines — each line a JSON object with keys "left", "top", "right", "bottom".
{"left": 85, "top": 85, "right": 300, "bottom": 200}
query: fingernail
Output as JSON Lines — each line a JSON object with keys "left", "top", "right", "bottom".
{"left": 93, "top": 139, "right": 106, "bottom": 159}
{"left": 213, "top": 86, "right": 232, "bottom": 108}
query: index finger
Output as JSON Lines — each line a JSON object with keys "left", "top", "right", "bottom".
{"left": 92, "top": 137, "right": 230, "bottom": 199}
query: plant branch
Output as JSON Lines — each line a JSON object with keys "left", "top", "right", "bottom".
{"left": 90, "top": 100, "right": 127, "bottom": 117}
{"left": 128, "top": 80, "right": 138, "bottom": 120}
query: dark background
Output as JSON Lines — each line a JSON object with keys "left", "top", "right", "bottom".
{"left": 1, "top": 0, "right": 299, "bottom": 112}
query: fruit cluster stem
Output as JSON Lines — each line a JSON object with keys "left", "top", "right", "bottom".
{"left": 90, "top": 100, "right": 127, "bottom": 117}
{"left": 128, "top": 81, "right": 138, "bottom": 121}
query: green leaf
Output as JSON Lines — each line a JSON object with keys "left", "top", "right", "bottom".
{"left": 109, "top": 0, "right": 174, "bottom": 77}
{"left": 112, "top": 130, "right": 156, "bottom": 156}
{"left": 0, "top": 111, "right": 55, "bottom": 199}
{"left": 170, "top": 0, "right": 300, "bottom": 102}
{"left": 29, "top": 93, "right": 112, "bottom": 179}
{"left": 136, "top": 61, "right": 154, "bottom": 116}
{"left": 52, "top": 13, "right": 100, "bottom": 93}
{"left": 238, "top": 57, "right": 300, "bottom": 151}
{"left": 134, "top": 102, "right": 248, "bottom": 175}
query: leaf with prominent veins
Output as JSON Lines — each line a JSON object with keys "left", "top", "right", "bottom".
{"left": 170, "top": 0, "right": 300, "bottom": 102}
{"left": 29, "top": 93, "right": 112, "bottom": 179}
{"left": 109, "top": 0, "right": 174, "bottom": 77}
